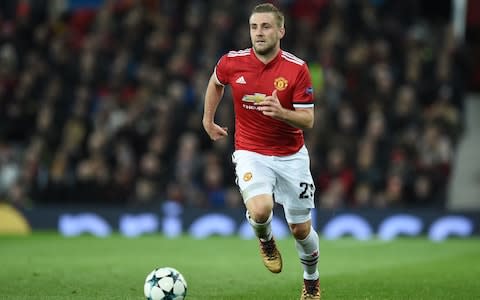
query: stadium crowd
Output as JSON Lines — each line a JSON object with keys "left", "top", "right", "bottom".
{"left": 0, "top": 0, "right": 469, "bottom": 210}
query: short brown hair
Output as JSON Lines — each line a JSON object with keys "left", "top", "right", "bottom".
{"left": 251, "top": 3, "right": 285, "bottom": 28}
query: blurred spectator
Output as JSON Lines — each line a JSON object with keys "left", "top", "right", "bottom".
{"left": 410, "top": 172, "right": 435, "bottom": 207}
{"left": 317, "top": 147, "right": 354, "bottom": 208}
{"left": 354, "top": 138, "right": 382, "bottom": 194}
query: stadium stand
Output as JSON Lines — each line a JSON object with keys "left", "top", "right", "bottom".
{"left": 0, "top": 0, "right": 476, "bottom": 210}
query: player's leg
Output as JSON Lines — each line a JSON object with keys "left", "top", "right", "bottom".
{"left": 273, "top": 146, "right": 320, "bottom": 298}
{"left": 245, "top": 194, "right": 274, "bottom": 241}
{"left": 289, "top": 220, "right": 319, "bottom": 280}
{"left": 245, "top": 194, "right": 282, "bottom": 273}
{"left": 232, "top": 150, "right": 282, "bottom": 273}
{"left": 289, "top": 218, "right": 321, "bottom": 300}
{"left": 285, "top": 210, "right": 321, "bottom": 300}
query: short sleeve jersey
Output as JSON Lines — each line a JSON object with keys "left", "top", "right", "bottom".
{"left": 214, "top": 48, "right": 314, "bottom": 156}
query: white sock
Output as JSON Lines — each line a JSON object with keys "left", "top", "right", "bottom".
{"left": 246, "top": 210, "right": 273, "bottom": 241}
{"left": 295, "top": 227, "right": 320, "bottom": 280}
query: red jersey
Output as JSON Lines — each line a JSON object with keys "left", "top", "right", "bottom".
{"left": 215, "top": 48, "right": 314, "bottom": 156}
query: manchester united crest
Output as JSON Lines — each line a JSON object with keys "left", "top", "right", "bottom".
{"left": 243, "top": 172, "right": 253, "bottom": 182}
{"left": 274, "top": 77, "right": 288, "bottom": 91}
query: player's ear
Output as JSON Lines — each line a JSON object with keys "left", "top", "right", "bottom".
{"left": 279, "top": 27, "right": 285, "bottom": 39}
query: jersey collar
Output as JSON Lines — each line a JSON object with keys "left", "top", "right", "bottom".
{"left": 250, "top": 48, "right": 282, "bottom": 67}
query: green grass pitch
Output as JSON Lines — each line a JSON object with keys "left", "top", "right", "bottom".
{"left": 0, "top": 233, "right": 479, "bottom": 299}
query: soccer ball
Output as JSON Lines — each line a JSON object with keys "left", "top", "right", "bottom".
{"left": 144, "top": 267, "right": 187, "bottom": 300}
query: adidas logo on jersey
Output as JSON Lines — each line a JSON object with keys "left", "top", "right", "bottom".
{"left": 235, "top": 76, "right": 246, "bottom": 84}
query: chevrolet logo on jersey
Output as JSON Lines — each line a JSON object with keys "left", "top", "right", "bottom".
{"left": 242, "top": 93, "right": 267, "bottom": 103}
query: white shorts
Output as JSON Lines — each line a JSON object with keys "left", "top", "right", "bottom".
{"left": 232, "top": 146, "right": 316, "bottom": 224}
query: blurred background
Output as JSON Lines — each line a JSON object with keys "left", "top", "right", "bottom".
{"left": 0, "top": 0, "right": 479, "bottom": 238}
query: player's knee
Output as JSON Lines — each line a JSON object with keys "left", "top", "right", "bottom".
{"left": 246, "top": 195, "right": 273, "bottom": 223}
{"left": 290, "top": 223, "right": 311, "bottom": 240}
{"left": 248, "top": 208, "right": 272, "bottom": 223}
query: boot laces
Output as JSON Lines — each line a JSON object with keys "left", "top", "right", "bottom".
{"left": 303, "top": 279, "right": 319, "bottom": 296}
{"left": 261, "top": 239, "right": 276, "bottom": 259}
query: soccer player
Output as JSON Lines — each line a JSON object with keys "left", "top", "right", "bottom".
{"left": 202, "top": 3, "right": 321, "bottom": 300}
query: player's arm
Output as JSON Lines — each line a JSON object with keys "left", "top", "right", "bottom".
{"left": 278, "top": 106, "right": 314, "bottom": 129}
{"left": 256, "top": 89, "right": 314, "bottom": 129}
{"left": 202, "top": 73, "right": 228, "bottom": 140}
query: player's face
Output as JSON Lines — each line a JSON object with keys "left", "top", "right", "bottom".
{"left": 249, "top": 12, "right": 284, "bottom": 56}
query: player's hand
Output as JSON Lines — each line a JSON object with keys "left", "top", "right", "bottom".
{"left": 255, "top": 90, "right": 285, "bottom": 120}
{"left": 203, "top": 121, "right": 228, "bottom": 141}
